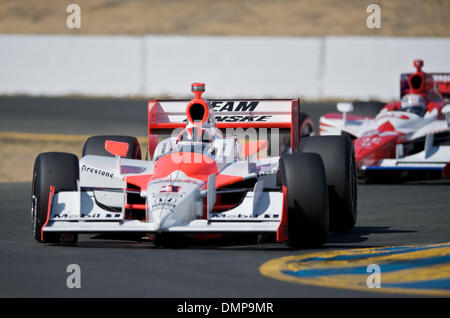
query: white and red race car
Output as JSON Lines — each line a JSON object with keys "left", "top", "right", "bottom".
{"left": 319, "top": 60, "right": 450, "bottom": 181}
{"left": 32, "top": 83, "right": 357, "bottom": 247}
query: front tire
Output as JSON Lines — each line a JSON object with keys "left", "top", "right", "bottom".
{"left": 300, "top": 135, "right": 357, "bottom": 232}
{"left": 279, "top": 153, "right": 329, "bottom": 248}
{"left": 32, "top": 152, "right": 79, "bottom": 243}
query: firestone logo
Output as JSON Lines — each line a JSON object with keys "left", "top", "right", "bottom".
{"left": 81, "top": 165, "right": 114, "bottom": 178}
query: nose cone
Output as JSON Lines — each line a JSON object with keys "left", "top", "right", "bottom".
{"left": 152, "top": 207, "right": 175, "bottom": 230}
{"left": 354, "top": 131, "right": 400, "bottom": 167}
{"left": 146, "top": 178, "right": 202, "bottom": 231}
{"left": 147, "top": 185, "right": 181, "bottom": 230}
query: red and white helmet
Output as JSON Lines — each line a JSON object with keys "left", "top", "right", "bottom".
{"left": 400, "top": 94, "right": 426, "bottom": 116}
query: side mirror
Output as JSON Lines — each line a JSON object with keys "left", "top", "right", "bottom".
{"left": 105, "top": 140, "right": 129, "bottom": 157}
{"left": 337, "top": 102, "right": 354, "bottom": 113}
{"left": 337, "top": 103, "right": 354, "bottom": 126}
{"left": 105, "top": 140, "right": 129, "bottom": 175}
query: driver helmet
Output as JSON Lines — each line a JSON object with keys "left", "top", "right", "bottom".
{"left": 400, "top": 94, "right": 426, "bottom": 116}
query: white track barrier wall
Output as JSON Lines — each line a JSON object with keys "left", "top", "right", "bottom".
{"left": 0, "top": 35, "right": 142, "bottom": 96}
{"left": 0, "top": 35, "right": 449, "bottom": 100}
{"left": 143, "top": 36, "right": 322, "bottom": 99}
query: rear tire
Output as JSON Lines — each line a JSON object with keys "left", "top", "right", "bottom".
{"left": 279, "top": 153, "right": 328, "bottom": 248}
{"left": 300, "top": 135, "right": 357, "bottom": 232}
{"left": 82, "top": 135, "right": 142, "bottom": 159}
{"left": 32, "top": 152, "right": 79, "bottom": 243}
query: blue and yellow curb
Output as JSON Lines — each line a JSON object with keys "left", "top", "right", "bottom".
{"left": 260, "top": 243, "right": 450, "bottom": 296}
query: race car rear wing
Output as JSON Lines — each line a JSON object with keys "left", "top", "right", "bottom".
{"left": 432, "top": 73, "right": 450, "bottom": 100}
{"left": 400, "top": 73, "right": 450, "bottom": 100}
{"left": 147, "top": 99, "right": 301, "bottom": 159}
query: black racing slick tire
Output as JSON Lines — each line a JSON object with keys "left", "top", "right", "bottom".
{"left": 31, "top": 152, "right": 79, "bottom": 243}
{"left": 299, "top": 112, "right": 314, "bottom": 137}
{"left": 279, "top": 153, "right": 329, "bottom": 248}
{"left": 82, "top": 135, "right": 142, "bottom": 159}
{"left": 300, "top": 135, "right": 357, "bottom": 233}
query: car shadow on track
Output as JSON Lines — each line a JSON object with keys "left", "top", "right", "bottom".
{"left": 57, "top": 226, "right": 416, "bottom": 251}
{"left": 69, "top": 233, "right": 294, "bottom": 251}
{"left": 326, "top": 226, "right": 417, "bottom": 246}
{"left": 360, "top": 179, "right": 450, "bottom": 186}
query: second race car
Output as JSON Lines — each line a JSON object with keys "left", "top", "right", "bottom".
{"left": 319, "top": 59, "right": 450, "bottom": 181}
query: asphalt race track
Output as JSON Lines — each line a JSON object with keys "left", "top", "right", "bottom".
{"left": 0, "top": 96, "right": 337, "bottom": 136}
{"left": 0, "top": 96, "right": 449, "bottom": 297}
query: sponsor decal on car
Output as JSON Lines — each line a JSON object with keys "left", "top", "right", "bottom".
{"left": 53, "top": 212, "right": 122, "bottom": 219}
{"left": 159, "top": 185, "right": 181, "bottom": 193}
{"left": 182, "top": 101, "right": 273, "bottom": 122}
{"left": 211, "top": 101, "right": 272, "bottom": 122}
{"left": 211, "top": 101, "right": 259, "bottom": 112}
{"left": 150, "top": 191, "right": 184, "bottom": 212}
{"left": 214, "top": 115, "right": 272, "bottom": 122}
{"left": 432, "top": 74, "right": 450, "bottom": 82}
{"left": 210, "top": 213, "right": 279, "bottom": 219}
{"left": 81, "top": 164, "right": 114, "bottom": 178}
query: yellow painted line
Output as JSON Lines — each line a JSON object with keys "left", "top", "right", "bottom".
{"left": 270, "top": 272, "right": 450, "bottom": 297}
{"left": 0, "top": 132, "right": 148, "bottom": 144}
{"left": 260, "top": 243, "right": 450, "bottom": 297}
{"left": 284, "top": 244, "right": 450, "bottom": 271}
